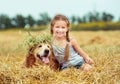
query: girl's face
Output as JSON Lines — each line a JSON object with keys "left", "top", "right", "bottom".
{"left": 52, "top": 20, "right": 68, "bottom": 38}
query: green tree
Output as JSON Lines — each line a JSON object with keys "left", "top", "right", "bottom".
{"left": 107, "top": 14, "right": 114, "bottom": 21}
{"left": 82, "top": 16, "right": 87, "bottom": 23}
{"left": 0, "top": 14, "right": 12, "bottom": 29}
{"left": 102, "top": 12, "right": 114, "bottom": 22}
{"left": 87, "top": 12, "right": 100, "bottom": 22}
{"left": 71, "top": 15, "right": 76, "bottom": 24}
{"left": 76, "top": 16, "right": 82, "bottom": 23}
{"left": 25, "top": 15, "right": 35, "bottom": 27}
{"left": 37, "top": 13, "right": 51, "bottom": 25}
{"left": 13, "top": 14, "right": 25, "bottom": 28}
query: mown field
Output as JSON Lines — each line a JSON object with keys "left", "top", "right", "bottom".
{"left": 0, "top": 29, "right": 120, "bottom": 84}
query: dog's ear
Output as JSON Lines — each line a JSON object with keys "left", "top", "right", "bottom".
{"left": 28, "top": 44, "right": 37, "bottom": 54}
{"left": 49, "top": 54, "right": 61, "bottom": 71}
{"left": 25, "top": 54, "right": 36, "bottom": 68}
{"left": 49, "top": 45, "right": 61, "bottom": 71}
{"left": 25, "top": 46, "right": 36, "bottom": 68}
{"left": 64, "top": 43, "right": 69, "bottom": 62}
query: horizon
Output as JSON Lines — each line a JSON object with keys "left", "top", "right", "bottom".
{"left": 0, "top": 0, "right": 120, "bottom": 21}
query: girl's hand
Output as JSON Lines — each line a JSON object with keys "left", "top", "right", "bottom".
{"left": 84, "top": 56, "right": 94, "bottom": 65}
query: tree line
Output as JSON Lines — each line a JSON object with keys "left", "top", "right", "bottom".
{"left": 0, "top": 12, "right": 119, "bottom": 29}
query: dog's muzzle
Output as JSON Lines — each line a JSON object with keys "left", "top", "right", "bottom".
{"left": 44, "top": 49, "right": 49, "bottom": 57}
{"left": 37, "top": 52, "right": 50, "bottom": 64}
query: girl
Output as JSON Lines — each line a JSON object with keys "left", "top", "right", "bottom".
{"left": 50, "top": 14, "right": 94, "bottom": 71}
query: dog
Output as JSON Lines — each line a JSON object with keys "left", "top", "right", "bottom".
{"left": 23, "top": 43, "right": 61, "bottom": 71}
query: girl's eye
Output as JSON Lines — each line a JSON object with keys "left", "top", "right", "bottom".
{"left": 56, "top": 26, "right": 59, "bottom": 28}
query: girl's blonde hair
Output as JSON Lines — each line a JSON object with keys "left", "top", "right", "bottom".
{"left": 50, "top": 14, "right": 70, "bottom": 42}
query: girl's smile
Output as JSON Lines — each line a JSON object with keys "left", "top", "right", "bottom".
{"left": 53, "top": 20, "right": 68, "bottom": 39}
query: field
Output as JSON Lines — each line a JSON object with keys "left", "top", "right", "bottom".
{"left": 0, "top": 29, "right": 120, "bottom": 84}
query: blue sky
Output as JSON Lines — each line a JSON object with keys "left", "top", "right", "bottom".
{"left": 0, "top": 0, "right": 120, "bottom": 21}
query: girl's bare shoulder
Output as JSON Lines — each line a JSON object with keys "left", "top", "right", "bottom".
{"left": 69, "top": 37, "right": 77, "bottom": 46}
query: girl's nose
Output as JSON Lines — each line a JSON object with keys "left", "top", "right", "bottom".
{"left": 58, "top": 28, "right": 62, "bottom": 31}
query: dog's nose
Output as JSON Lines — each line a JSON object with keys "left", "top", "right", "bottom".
{"left": 44, "top": 49, "right": 49, "bottom": 55}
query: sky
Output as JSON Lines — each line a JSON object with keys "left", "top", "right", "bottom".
{"left": 0, "top": 0, "right": 120, "bottom": 21}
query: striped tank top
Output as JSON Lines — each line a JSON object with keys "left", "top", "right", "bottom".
{"left": 52, "top": 44, "right": 85, "bottom": 69}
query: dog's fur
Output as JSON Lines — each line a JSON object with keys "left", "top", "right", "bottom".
{"left": 23, "top": 43, "right": 62, "bottom": 71}
{"left": 23, "top": 42, "right": 70, "bottom": 71}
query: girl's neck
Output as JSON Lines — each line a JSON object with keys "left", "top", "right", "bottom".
{"left": 53, "top": 36, "right": 66, "bottom": 41}
{"left": 53, "top": 37, "right": 67, "bottom": 47}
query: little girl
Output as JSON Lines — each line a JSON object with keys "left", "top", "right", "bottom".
{"left": 50, "top": 14, "right": 94, "bottom": 71}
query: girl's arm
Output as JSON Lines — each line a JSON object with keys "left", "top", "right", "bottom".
{"left": 71, "top": 38, "right": 94, "bottom": 65}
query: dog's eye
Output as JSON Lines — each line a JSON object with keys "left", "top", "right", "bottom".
{"left": 38, "top": 45, "right": 42, "bottom": 47}
{"left": 47, "top": 46, "right": 49, "bottom": 48}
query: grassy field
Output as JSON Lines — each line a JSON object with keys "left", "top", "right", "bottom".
{"left": 0, "top": 29, "right": 120, "bottom": 84}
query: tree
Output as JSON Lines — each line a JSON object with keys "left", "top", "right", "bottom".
{"left": 87, "top": 12, "right": 100, "bottom": 22}
{"left": 76, "top": 16, "right": 82, "bottom": 23}
{"left": 13, "top": 14, "right": 25, "bottom": 28}
{"left": 25, "top": 15, "right": 35, "bottom": 27}
{"left": 0, "top": 14, "right": 12, "bottom": 29}
{"left": 107, "top": 14, "right": 114, "bottom": 21}
{"left": 102, "top": 12, "right": 107, "bottom": 21}
{"left": 102, "top": 12, "right": 114, "bottom": 22}
{"left": 37, "top": 13, "right": 51, "bottom": 25}
{"left": 82, "top": 16, "right": 87, "bottom": 23}
{"left": 71, "top": 15, "right": 76, "bottom": 24}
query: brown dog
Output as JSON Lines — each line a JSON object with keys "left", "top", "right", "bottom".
{"left": 23, "top": 43, "right": 61, "bottom": 71}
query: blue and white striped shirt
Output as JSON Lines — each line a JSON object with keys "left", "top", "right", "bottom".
{"left": 52, "top": 44, "right": 85, "bottom": 69}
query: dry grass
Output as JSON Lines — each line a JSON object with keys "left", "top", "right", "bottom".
{"left": 0, "top": 29, "right": 120, "bottom": 84}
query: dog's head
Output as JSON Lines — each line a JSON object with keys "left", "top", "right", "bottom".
{"left": 33, "top": 43, "right": 51, "bottom": 64}
{"left": 24, "top": 43, "right": 61, "bottom": 70}
{"left": 24, "top": 43, "right": 51, "bottom": 68}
